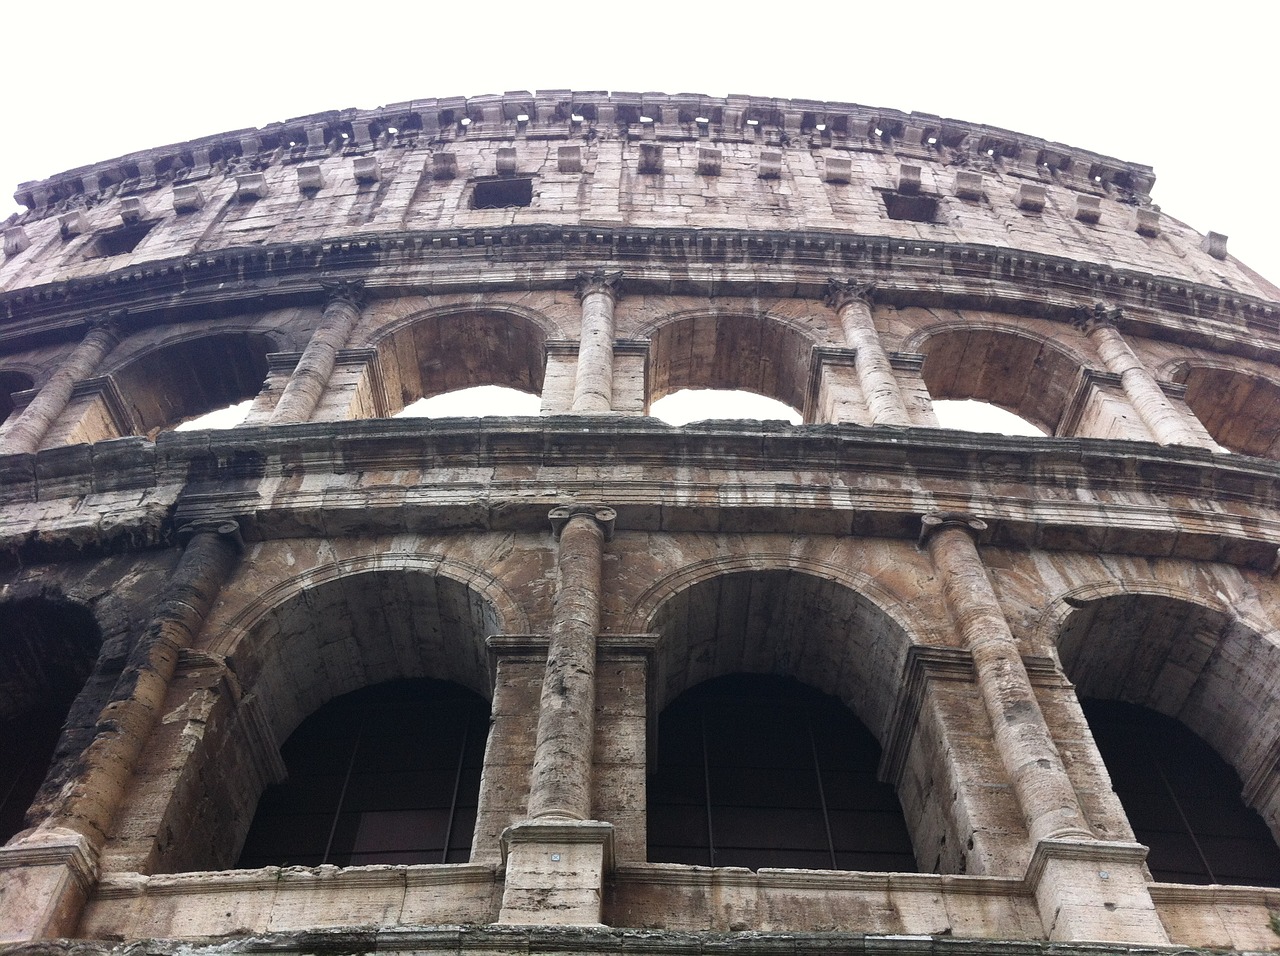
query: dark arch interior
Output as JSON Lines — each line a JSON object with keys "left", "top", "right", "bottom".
{"left": 919, "top": 327, "right": 1079, "bottom": 435}
{"left": 648, "top": 314, "right": 812, "bottom": 412}
{"left": 374, "top": 312, "right": 546, "bottom": 414}
{"left": 1178, "top": 366, "right": 1280, "bottom": 458}
{"left": 237, "top": 678, "right": 488, "bottom": 868}
{"left": 1082, "top": 699, "right": 1280, "bottom": 886}
{"left": 0, "top": 370, "right": 34, "bottom": 423}
{"left": 113, "top": 332, "right": 273, "bottom": 435}
{"left": 0, "top": 598, "right": 103, "bottom": 842}
{"left": 647, "top": 674, "right": 917, "bottom": 872}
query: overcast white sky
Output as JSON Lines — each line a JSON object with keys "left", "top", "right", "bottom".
{"left": 3, "top": 2, "right": 1275, "bottom": 283}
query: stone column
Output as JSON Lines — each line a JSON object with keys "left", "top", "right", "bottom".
{"left": 921, "top": 513, "right": 1168, "bottom": 944}
{"left": 1076, "top": 304, "right": 1213, "bottom": 448}
{"left": 922, "top": 513, "right": 1090, "bottom": 846}
{"left": 826, "top": 279, "right": 912, "bottom": 426}
{"left": 499, "top": 505, "right": 616, "bottom": 926}
{"left": 0, "top": 317, "right": 119, "bottom": 456}
{"left": 0, "top": 520, "right": 242, "bottom": 943}
{"left": 269, "top": 281, "right": 365, "bottom": 424}
{"left": 572, "top": 271, "right": 622, "bottom": 414}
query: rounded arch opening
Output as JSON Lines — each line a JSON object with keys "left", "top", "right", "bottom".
{"left": 237, "top": 677, "right": 489, "bottom": 868}
{"left": 932, "top": 399, "right": 1045, "bottom": 436}
{"left": 372, "top": 309, "right": 548, "bottom": 416}
{"left": 647, "top": 313, "right": 813, "bottom": 415}
{"left": 396, "top": 384, "right": 541, "bottom": 419}
{"left": 648, "top": 673, "right": 916, "bottom": 871}
{"left": 112, "top": 332, "right": 273, "bottom": 436}
{"left": 1056, "top": 591, "right": 1280, "bottom": 883}
{"left": 0, "top": 597, "right": 102, "bottom": 843}
{"left": 1175, "top": 365, "right": 1280, "bottom": 458}
{"left": 0, "top": 370, "right": 34, "bottom": 424}
{"left": 918, "top": 326, "right": 1082, "bottom": 435}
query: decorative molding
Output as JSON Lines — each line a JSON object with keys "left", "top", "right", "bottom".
{"left": 548, "top": 504, "right": 616, "bottom": 540}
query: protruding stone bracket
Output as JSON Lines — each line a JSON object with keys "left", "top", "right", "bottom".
{"left": 919, "top": 511, "right": 988, "bottom": 547}
{"left": 549, "top": 505, "right": 616, "bottom": 540}
{"left": 498, "top": 819, "right": 616, "bottom": 926}
{"left": 574, "top": 269, "right": 623, "bottom": 302}
{"left": 176, "top": 518, "right": 244, "bottom": 552}
{"left": 1201, "top": 231, "right": 1229, "bottom": 260}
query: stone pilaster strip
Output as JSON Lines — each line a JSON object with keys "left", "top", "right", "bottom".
{"left": 825, "top": 278, "right": 912, "bottom": 426}
{"left": 269, "top": 282, "right": 366, "bottom": 424}
{"left": 526, "top": 505, "right": 615, "bottom": 820}
{"left": 920, "top": 512, "right": 1093, "bottom": 846}
{"left": 571, "top": 271, "right": 622, "bottom": 414}
{"left": 0, "top": 317, "right": 120, "bottom": 455}
{"left": 1076, "top": 304, "right": 1213, "bottom": 449}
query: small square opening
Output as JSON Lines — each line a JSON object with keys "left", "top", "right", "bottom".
{"left": 882, "top": 193, "right": 938, "bottom": 223}
{"left": 85, "top": 220, "right": 157, "bottom": 258}
{"left": 473, "top": 178, "right": 533, "bottom": 209}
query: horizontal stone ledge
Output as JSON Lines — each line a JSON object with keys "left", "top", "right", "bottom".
{"left": 1, "top": 229, "right": 1276, "bottom": 355}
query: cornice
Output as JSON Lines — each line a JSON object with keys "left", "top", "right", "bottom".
{"left": 3, "top": 420, "right": 1279, "bottom": 570}
{"left": 1, "top": 227, "right": 1277, "bottom": 360}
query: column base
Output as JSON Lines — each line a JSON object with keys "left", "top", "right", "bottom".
{"left": 0, "top": 827, "right": 99, "bottom": 942}
{"left": 1025, "top": 838, "right": 1168, "bottom": 944}
{"left": 498, "top": 819, "right": 614, "bottom": 926}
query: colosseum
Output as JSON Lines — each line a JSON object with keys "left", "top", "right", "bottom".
{"left": 1, "top": 90, "right": 1279, "bottom": 956}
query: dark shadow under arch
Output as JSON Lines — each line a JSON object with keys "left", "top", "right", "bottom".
{"left": 0, "top": 597, "right": 102, "bottom": 843}
{"left": 916, "top": 325, "right": 1082, "bottom": 435}
{"left": 648, "top": 674, "right": 917, "bottom": 872}
{"left": 1175, "top": 364, "right": 1280, "bottom": 458}
{"left": 0, "top": 370, "right": 34, "bottom": 424}
{"left": 112, "top": 331, "right": 273, "bottom": 435}
{"left": 237, "top": 678, "right": 488, "bottom": 868}
{"left": 372, "top": 309, "right": 547, "bottom": 415}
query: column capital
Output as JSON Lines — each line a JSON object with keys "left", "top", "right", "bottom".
{"left": 319, "top": 278, "right": 366, "bottom": 310}
{"left": 574, "top": 269, "right": 623, "bottom": 302}
{"left": 919, "top": 511, "right": 988, "bottom": 546}
{"left": 85, "top": 312, "right": 124, "bottom": 343}
{"left": 824, "top": 277, "right": 876, "bottom": 312}
{"left": 549, "top": 504, "right": 616, "bottom": 540}
{"left": 1071, "top": 301, "right": 1123, "bottom": 334}
{"left": 176, "top": 518, "right": 244, "bottom": 551}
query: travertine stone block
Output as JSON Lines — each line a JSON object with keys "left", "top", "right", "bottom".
{"left": 295, "top": 165, "right": 323, "bottom": 193}
{"left": 499, "top": 819, "right": 614, "bottom": 925}
{"left": 172, "top": 185, "right": 205, "bottom": 212}
{"left": 1201, "top": 231, "right": 1229, "bottom": 259}
{"left": 824, "top": 156, "right": 852, "bottom": 183}
{"left": 353, "top": 156, "right": 381, "bottom": 184}
{"left": 558, "top": 146, "right": 583, "bottom": 173}
{"left": 234, "top": 172, "right": 268, "bottom": 202}
{"left": 898, "top": 164, "right": 922, "bottom": 194}
{"left": 954, "top": 170, "right": 984, "bottom": 199}
{"left": 496, "top": 147, "right": 517, "bottom": 175}
{"left": 1136, "top": 207, "right": 1161, "bottom": 236}
{"left": 1016, "top": 183, "right": 1046, "bottom": 212}
{"left": 1075, "top": 195, "right": 1101, "bottom": 223}
{"left": 59, "top": 210, "right": 88, "bottom": 239}
{"left": 432, "top": 152, "right": 457, "bottom": 180}
{"left": 119, "top": 197, "right": 147, "bottom": 224}
{"left": 3, "top": 225, "right": 30, "bottom": 256}
{"left": 639, "top": 142, "right": 664, "bottom": 174}
{"left": 758, "top": 148, "right": 783, "bottom": 178}
{"left": 697, "top": 146, "right": 722, "bottom": 176}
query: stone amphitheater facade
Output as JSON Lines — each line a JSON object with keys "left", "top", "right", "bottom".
{"left": 2, "top": 91, "right": 1280, "bottom": 956}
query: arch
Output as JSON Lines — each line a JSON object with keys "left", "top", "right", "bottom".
{"left": 908, "top": 322, "right": 1087, "bottom": 436}
{"left": 0, "top": 596, "right": 103, "bottom": 843}
{"left": 639, "top": 562, "right": 923, "bottom": 746}
{"left": 1167, "top": 360, "right": 1280, "bottom": 458}
{"left": 109, "top": 330, "right": 275, "bottom": 435}
{"left": 237, "top": 678, "right": 489, "bottom": 868}
{"left": 648, "top": 673, "right": 917, "bottom": 872}
{"left": 369, "top": 305, "right": 553, "bottom": 415}
{"left": 0, "top": 369, "right": 34, "bottom": 424}
{"left": 1047, "top": 585, "right": 1280, "bottom": 855}
{"left": 642, "top": 310, "right": 817, "bottom": 412}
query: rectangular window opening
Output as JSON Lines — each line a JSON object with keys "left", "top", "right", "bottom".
{"left": 882, "top": 193, "right": 938, "bottom": 223}
{"left": 85, "top": 220, "right": 157, "bottom": 258}
{"left": 473, "top": 178, "right": 533, "bottom": 210}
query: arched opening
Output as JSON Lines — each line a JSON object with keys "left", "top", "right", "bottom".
{"left": 1056, "top": 591, "right": 1280, "bottom": 883}
{"left": 373, "top": 310, "right": 547, "bottom": 415}
{"left": 932, "top": 399, "right": 1045, "bottom": 436}
{"left": 645, "top": 568, "right": 919, "bottom": 872}
{"left": 650, "top": 388, "right": 801, "bottom": 426}
{"left": 1082, "top": 699, "right": 1280, "bottom": 886}
{"left": 0, "top": 370, "right": 34, "bottom": 424}
{"left": 396, "top": 384, "right": 541, "bottom": 419}
{"left": 172, "top": 399, "right": 254, "bottom": 432}
{"left": 112, "top": 332, "right": 273, "bottom": 437}
{"left": 918, "top": 327, "right": 1081, "bottom": 436}
{"left": 1176, "top": 366, "right": 1280, "bottom": 458}
{"left": 648, "top": 314, "right": 813, "bottom": 418}
{"left": 238, "top": 678, "right": 488, "bottom": 867}
{"left": 0, "top": 597, "right": 102, "bottom": 843}
{"left": 649, "top": 674, "right": 915, "bottom": 871}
